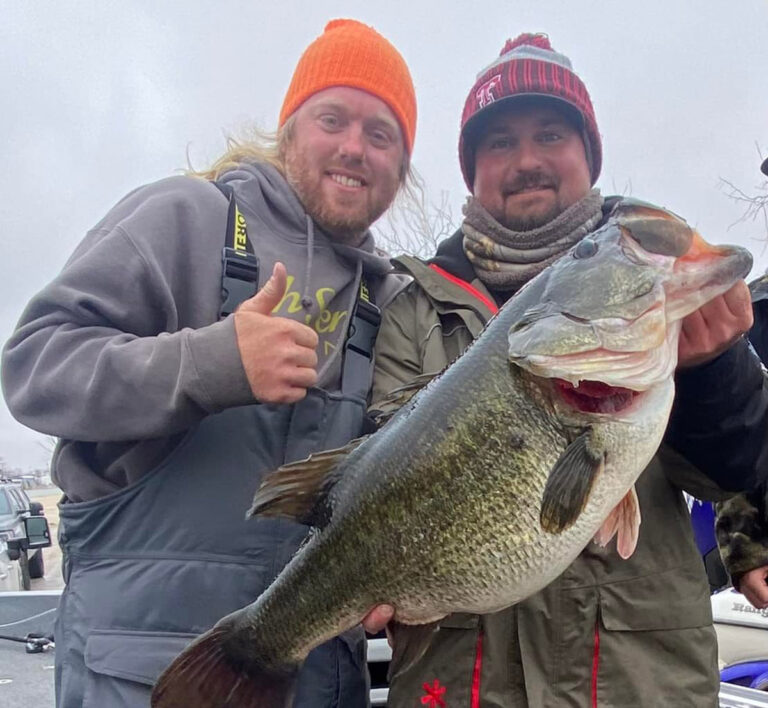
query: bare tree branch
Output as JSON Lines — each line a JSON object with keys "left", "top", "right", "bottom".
{"left": 719, "top": 143, "right": 768, "bottom": 248}
{"left": 374, "top": 168, "right": 458, "bottom": 259}
{"left": 719, "top": 177, "right": 768, "bottom": 260}
{"left": 609, "top": 177, "right": 633, "bottom": 198}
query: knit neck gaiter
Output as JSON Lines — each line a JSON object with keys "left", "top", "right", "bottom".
{"left": 462, "top": 189, "right": 604, "bottom": 292}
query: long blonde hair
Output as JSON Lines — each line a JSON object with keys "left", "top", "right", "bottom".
{"left": 187, "top": 121, "right": 428, "bottom": 254}
{"left": 186, "top": 117, "right": 296, "bottom": 181}
{"left": 187, "top": 114, "right": 413, "bottom": 188}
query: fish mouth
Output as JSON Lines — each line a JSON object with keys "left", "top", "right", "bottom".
{"left": 507, "top": 204, "right": 753, "bottom": 391}
{"left": 510, "top": 315, "right": 678, "bottom": 392}
{"left": 554, "top": 379, "right": 640, "bottom": 414}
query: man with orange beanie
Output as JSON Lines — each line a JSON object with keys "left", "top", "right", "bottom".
{"left": 2, "top": 18, "right": 415, "bottom": 708}
{"left": 366, "top": 32, "right": 766, "bottom": 707}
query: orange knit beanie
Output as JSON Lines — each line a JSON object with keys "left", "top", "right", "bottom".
{"left": 279, "top": 19, "right": 417, "bottom": 154}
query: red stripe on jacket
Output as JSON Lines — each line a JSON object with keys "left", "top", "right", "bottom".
{"left": 471, "top": 629, "right": 484, "bottom": 708}
{"left": 428, "top": 264, "right": 499, "bottom": 315}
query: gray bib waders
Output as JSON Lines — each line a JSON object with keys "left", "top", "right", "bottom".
{"left": 54, "top": 183, "right": 380, "bottom": 707}
{"left": 56, "top": 391, "right": 370, "bottom": 707}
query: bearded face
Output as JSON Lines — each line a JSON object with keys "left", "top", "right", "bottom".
{"left": 283, "top": 87, "right": 406, "bottom": 246}
{"left": 473, "top": 104, "right": 592, "bottom": 231}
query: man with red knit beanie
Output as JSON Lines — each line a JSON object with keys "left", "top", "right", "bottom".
{"left": 368, "top": 32, "right": 767, "bottom": 707}
{"left": 3, "top": 18, "right": 416, "bottom": 708}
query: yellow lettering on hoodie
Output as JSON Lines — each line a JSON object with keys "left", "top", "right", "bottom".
{"left": 273, "top": 276, "right": 303, "bottom": 314}
{"left": 312, "top": 287, "right": 348, "bottom": 334}
{"left": 273, "top": 274, "right": 349, "bottom": 335}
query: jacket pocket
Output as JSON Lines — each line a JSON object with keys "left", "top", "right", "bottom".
{"left": 595, "top": 565, "right": 718, "bottom": 707}
{"left": 599, "top": 562, "right": 712, "bottom": 631}
{"left": 82, "top": 629, "right": 197, "bottom": 708}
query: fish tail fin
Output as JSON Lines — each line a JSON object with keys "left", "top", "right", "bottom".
{"left": 151, "top": 626, "right": 298, "bottom": 708}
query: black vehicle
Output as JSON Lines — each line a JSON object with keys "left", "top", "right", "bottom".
{"left": 0, "top": 481, "right": 52, "bottom": 589}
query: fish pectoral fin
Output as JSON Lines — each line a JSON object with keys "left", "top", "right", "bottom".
{"left": 387, "top": 619, "right": 442, "bottom": 679}
{"left": 593, "top": 486, "right": 642, "bottom": 559}
{"left": 540, "top": 429, "right": 605, "bottom": 534}
{"left": 369, "top": 371, "right": 442, "bottom": 428}
{"left": 248, "top": 437, "right": 367, "bottom": 526}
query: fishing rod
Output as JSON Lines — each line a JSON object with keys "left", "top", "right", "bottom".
{"left": 0, "top": 631, "right": 54, "bottom": 653}
{"left": 0, "top": 606, "right": 56, "bottom": 653}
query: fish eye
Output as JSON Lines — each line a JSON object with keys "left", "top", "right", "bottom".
{"left": 574, "top": 238, "right": 598, "bottom": 259}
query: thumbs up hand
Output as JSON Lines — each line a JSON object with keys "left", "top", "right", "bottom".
{"left": 234, "top": 262, "right": 319, "bottom": 403}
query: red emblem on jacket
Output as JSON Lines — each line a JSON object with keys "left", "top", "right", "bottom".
{"left": 421, "top": 679, "right": 447, "bottom": 707}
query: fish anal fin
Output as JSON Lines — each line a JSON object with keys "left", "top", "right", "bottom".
{"left": 593, "top": 510, "right": 619, "bottom": 549}
{"left": 151, "top": 626, "right": 298, "bottom": 708}
{"left": 593, "top": 486, "right": 641, "bottom": 559}
{"left": 387, "top": 619, "right": 442, "bottom": 679}
{"left": 540, "top": 429, "right": 605, "bottom": 534}
{"left": 248, "top": 437, "right": 367, "bottom": 526}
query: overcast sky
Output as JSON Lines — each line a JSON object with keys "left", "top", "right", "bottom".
{"left": 2, "top": 0, "right": 767, "bottom": 471}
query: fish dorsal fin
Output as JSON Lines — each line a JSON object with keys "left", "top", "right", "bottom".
{"left": 593, "top": 486, "right": 641, "bottom": 559}
{"left": 369, "top": 372, "right": 441, "bottom": 428}
{"left": 247, "top": 438, "right": 367, "bottom": 527}
{"left": 387, "top": 619, "right": 442, "bottom": 679}
{"left": 540, "top": 429, "right": 605, "bottom": 534}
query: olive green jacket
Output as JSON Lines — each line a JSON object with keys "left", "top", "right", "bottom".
{"left": 371, "top": 254, "right": 728, "bottom": 708}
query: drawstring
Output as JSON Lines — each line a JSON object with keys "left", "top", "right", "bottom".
{"left": 301, "top": 215, "right": 372, "bottom": 387}
{"left": 301, "top": 215, "right": 315, "bottom": 310}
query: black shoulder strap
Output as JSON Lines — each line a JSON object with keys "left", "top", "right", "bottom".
{"left": 212, "top": 179, "right": 380, "bottom": 397}
{"left": 212, "top": 181, "right": 260, "bottom": 318}
{"left": 341, "top": 278, "right": 381, "bottom": 398}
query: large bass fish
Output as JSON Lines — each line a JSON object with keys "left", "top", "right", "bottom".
{"left": 152, "top": 199, "right": 752, "bottom": 707}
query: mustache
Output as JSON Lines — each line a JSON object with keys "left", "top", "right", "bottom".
{"left": 505, "top": 172, "right": 558, "bottom": 194}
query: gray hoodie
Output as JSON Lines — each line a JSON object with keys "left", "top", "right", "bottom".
{"left": 2, "top": 162, "right": 406, "bottom": 501}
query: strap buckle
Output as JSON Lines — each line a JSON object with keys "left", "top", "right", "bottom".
{"left": 341, "top": 297, "right": 381, "bottom": 398}
{"left": 220, "top": 247, "right": 259, "bottom": 318}
{"left": 345, "top": 299, "right": 381, "bottom": 358}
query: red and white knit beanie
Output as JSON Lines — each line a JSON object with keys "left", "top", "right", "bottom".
{"left": 459, "top": 33, "right": 602, "bottom": 191}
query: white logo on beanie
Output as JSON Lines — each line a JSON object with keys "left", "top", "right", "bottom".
{"left": 476, "top": 75, "right": 502, "bottom": 109}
